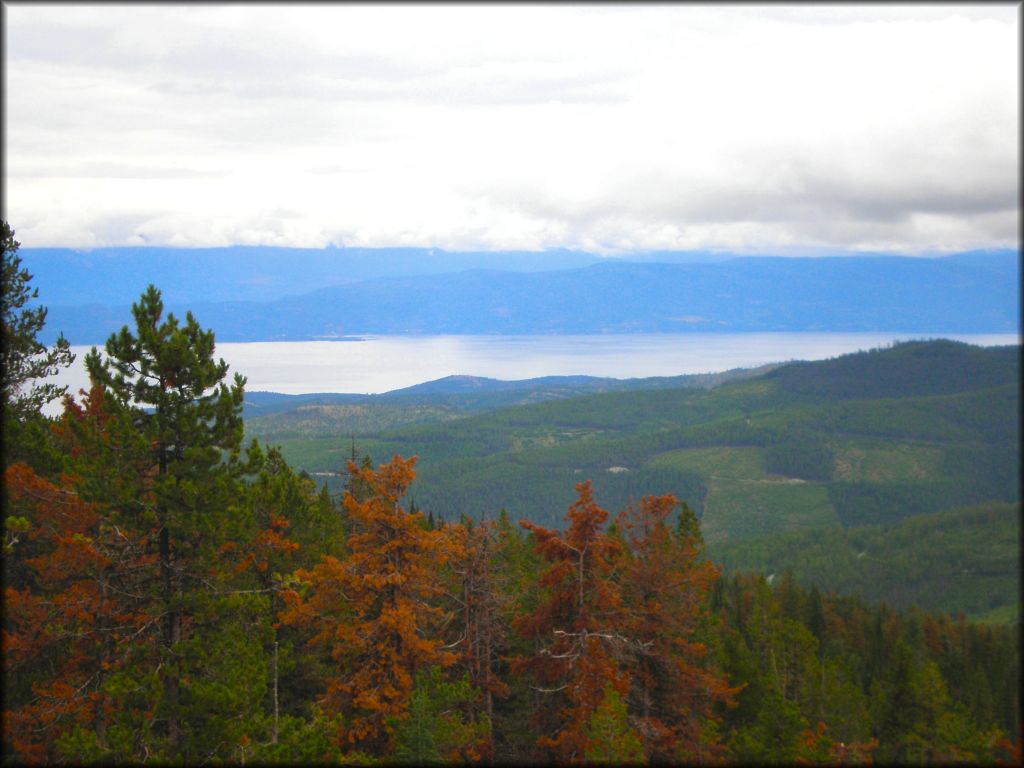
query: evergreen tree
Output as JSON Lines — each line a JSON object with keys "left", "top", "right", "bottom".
{"left": 582, "top": 683, "right": 645, "bottom": 764}
{"left": 0, "top": 221, "right": 75, "bottom": 423}
{"left": 2, "top": 460, "right": 152, "bottom": 763}
{"left": 489, "top": 509, "right": 546, "bottom": 761}
{"left": 515, "top": 481, "right": 630, "bottom": 761}
{"left": 617, "top": 494, "right": 738, "bottom": 762}
{"left": 279, "top": 455, "right": 460, "bottom": 755}
{"left": 0, "top": 221, "right": 74, "bottom": 467}
{"left": 391, "top": 666, "right": 491, "bottom": 763}
{"left": 83, "top": 285, "right": 251, "bottom": 759}
{"left": 446, "top": 517, "right": 510, "bottom": 760}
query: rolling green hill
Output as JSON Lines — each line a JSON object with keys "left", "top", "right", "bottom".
{"left": 242, "top": 364, "right": 780, "bottom": 439}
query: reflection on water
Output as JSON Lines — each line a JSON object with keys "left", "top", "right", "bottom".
{"left": 47, "top": 332, "right": 1019, "bottom": 412}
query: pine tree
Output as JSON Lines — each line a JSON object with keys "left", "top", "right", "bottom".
{"left": 489, "top": 509, "right": 546, "bottom": 761}
{"left": 391, "top": 666, "right": 491, "bottom": 763}
{"left": 515, "top": 481, "right": 630, "bottom": 761}
{"left": 83, "top": 285, "right": 250, "bottom": 758}
{"left": 0, "top": 220, "right": 75, "bottom": 465}
{"left": 445, "top": 516, "right": 515, "bottom": 760}
{"left": 582, "top": 682, "right": 645, "bottom": 764}
{"left": 617, "top": 493, "right": 739, "bottom": 762}
{"left": 2, "top": 461, "right": 153, "bottom": 763}
{"left": 279, "top": 455, "right": 460, "bottom": 755}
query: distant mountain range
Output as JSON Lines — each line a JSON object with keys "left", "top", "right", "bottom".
{"left": 24, "top": 246, "right": 1019, "bottom": 344}
{"left": 21, "top": 245, "right": 609, "bottom": 306}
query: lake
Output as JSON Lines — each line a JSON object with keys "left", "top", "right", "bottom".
{"left": 46, "top": 332, "right": 1018, "bottom": 413}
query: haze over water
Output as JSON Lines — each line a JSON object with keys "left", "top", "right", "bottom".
{"left": 48, "top": 333, "right": 1019, "bottom": 412}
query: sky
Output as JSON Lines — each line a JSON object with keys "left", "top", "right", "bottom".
{"left": 3, "top": 3, "right": 1019, "bottom": 255}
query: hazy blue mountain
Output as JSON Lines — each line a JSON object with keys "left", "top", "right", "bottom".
{"left": 22, "top": 244, "right": 878, "bottom": 306}
{"left": 25, "top": 245, "right": 1017, "bottom": 308}
{"left": 37, "top": 250, "right": 1019, "bottom": 344}
{"left": 21, "top": 245, "right": 606, "bottom": 305}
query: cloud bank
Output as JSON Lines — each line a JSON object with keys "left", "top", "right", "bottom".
{"left": 4, "top": 4, "right": 1019, "bottom": 253}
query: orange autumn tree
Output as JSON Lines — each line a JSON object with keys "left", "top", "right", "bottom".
{"left": 616, "top": 495, "right": 741, "bottom": 763}
{"left": 279, "top": 455, "right": 460, "bottom": 756}
{"left": 515, "top": 481, "right": 632, "bottom": 762}
{"left": 4, "top": 385, "right": 161, "bottom": 763}
{"left": 2, "top": 461, "right": 154, "bottom": 763}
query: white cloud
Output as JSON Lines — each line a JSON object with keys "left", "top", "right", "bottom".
{"left": 3, "top": 4, "right": 1018, "bottom": 253}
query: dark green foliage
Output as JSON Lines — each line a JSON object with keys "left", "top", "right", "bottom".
{"left": 714, "top": 572, "right": 1017, "bottom": 764}
{"left": 1, "top": 221, "right": 76, "bottom": 422}
{"left": 390, "top": 667, "right": 490, "bottom": 764}
{"left": 0, "top": 221, "right": 75, "bottom": 468}
{"left": 711, "top": 501, "right": 1020, "bottom": 620}
{"left": 75, "top": 285, "right": 260, "bottom": 761}
{"left": 764, "top": 339, "right": 1020, "bottom": 401}
{"left": 828, "top": 480, "right": 987, "bottom": 527}
{"left": 85, "top": 284, "right": 247, "bottom": 464}
{"left": 764, "top": 426, "right": 834, "bottom": 481}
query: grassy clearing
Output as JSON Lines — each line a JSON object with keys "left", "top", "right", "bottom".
{"left": 702, "top": 480, "right": 838, "bottom": 544}
{"left": 649, "top": 447, "right": 840, "bottom": 544}
{"left": 509, "top": 427, "right": 606, "bottom": 453}
{"left": 974, "top": 603, "right": 1020, "bottom": 626}
{"left": 832, "top": 440, "right": 945, "bottom": 483}
{"left": 649, "top": 446, "right": 766, "bottom": 480}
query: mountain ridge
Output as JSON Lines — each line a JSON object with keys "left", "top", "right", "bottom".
{"left": 37, "top": 251, "right": 1020, "bottom": 344}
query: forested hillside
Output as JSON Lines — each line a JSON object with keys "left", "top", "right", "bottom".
{"left": 3, "top": 224, "right": 1020, "bottom": 764}
{"left": 712, "top": 501, "right": 1020, "bottom": 622}
{"left": 245, "top": 339, "right": 1021, "bottom": 625}
{"left": 241, "top": 365, "right": 779, "bottom": 435}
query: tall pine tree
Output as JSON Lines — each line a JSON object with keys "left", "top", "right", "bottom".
{"left": 84, "top": 285, "right": 252, "bottom": 759}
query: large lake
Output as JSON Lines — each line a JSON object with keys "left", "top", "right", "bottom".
{"left": 46, "top": 332, "right": 1019, "bottom": 413}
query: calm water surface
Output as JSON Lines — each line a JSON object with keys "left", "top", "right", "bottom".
{"left": 50, "top": 333, "right": 1019, "bottom": 410}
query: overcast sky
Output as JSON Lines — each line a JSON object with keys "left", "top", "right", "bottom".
{"left": 3, "top": 3, "right": 1019, "bottom": 254}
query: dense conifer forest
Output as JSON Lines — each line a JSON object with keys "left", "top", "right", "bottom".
{"left": 2, "top": 222, "right": 1020, "bottom": 764}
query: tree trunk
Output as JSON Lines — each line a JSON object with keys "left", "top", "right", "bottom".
{"left": 158, "top": 432, "right": 180, "bottom": 751}
{"left": 272, "top": 640, "right": 279, "bottom": 744}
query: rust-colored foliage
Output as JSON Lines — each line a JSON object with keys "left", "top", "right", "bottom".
{"left": 3, "top": 462, "right": 153, "bottom": 763}
{"left": 797, "top": 721, "right": 879, "bottom": 765}
{"left": 234, "top": 511, "right": 300, "bottom": 576}
{"left": 515, "top": 481, "right": 629, "bottom": 761}
{"left": 518, "top": 481, "right": 623, "bottom": 637}
{"left": 279, "top": 455, "right": 460, "bottom": 754}
{"left": 616, "top": 494, "right": 740, "bottom": 762}
{"left": 996, "top": 725, "right": 1023, "bottom": 766}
